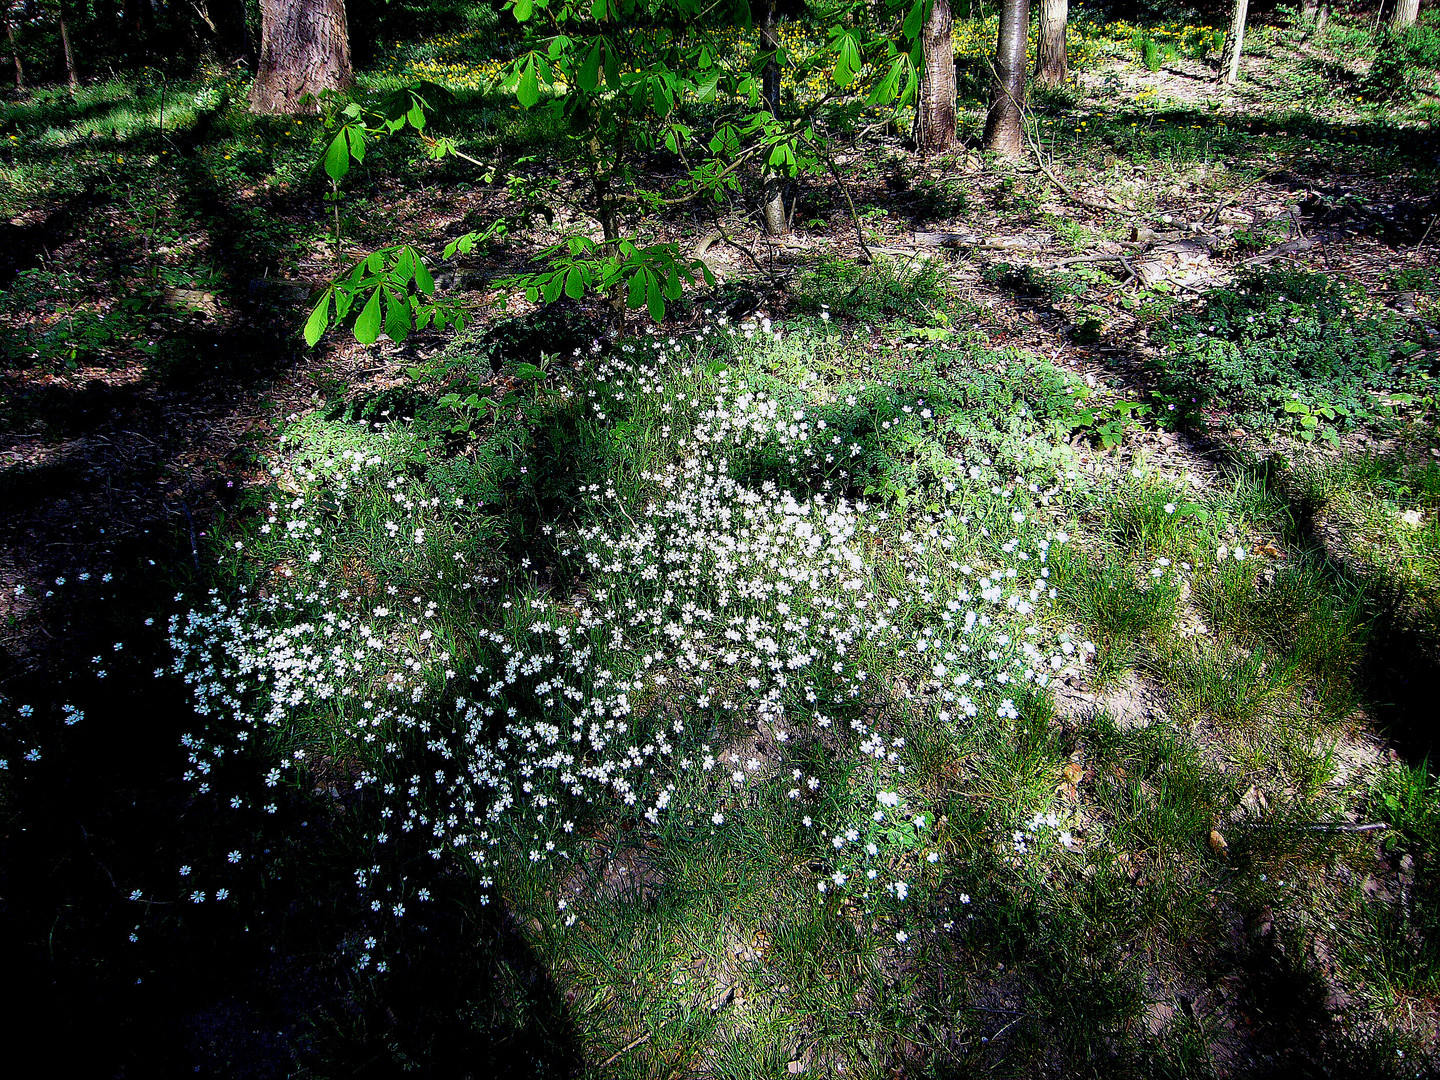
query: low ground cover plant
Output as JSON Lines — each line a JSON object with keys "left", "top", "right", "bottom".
{"left": 154, "top": 318, "right": 1094, "bottom": 971}
{"left": 1153, "top": 269, "right": 1434, "bottom": 442}
{"left": 5, "top": 3, "right": 1440, "bottom": 1073}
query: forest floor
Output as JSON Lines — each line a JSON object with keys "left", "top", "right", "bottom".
{"left": 3, "top": 9, "right": 1440, "bottom": 1080}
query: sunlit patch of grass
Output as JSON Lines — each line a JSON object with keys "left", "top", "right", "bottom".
{"left": 1149, "top": 636, "right": 1299, "bottom": 727}
{"left": 1294, "top": 454, "right": 1440, "bottom": 603}
{"left": 1056, "top": 551, "right": 1179, "bottom": 686}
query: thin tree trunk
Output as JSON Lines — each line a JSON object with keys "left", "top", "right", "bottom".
{"left": 59, "top": 1, "right": 79, "bottom": 90}
{"left": 914, "top": 0, "right": 958, "bottom": 155}
{"left": 1220, "top": 0, "right": 1248, "bottom": 85}
{"left": 1315, "top": 0, "right": 1331, "bottom": 34}
{"left": 984, "top": 0, "right": 1029, "bottom": 156}
{"left": 190, "top": 0, "right": 220, "bottom": 59}
{"left": 1389, "top": 0, "right": 1420, "bottom": 31}
{"left": 6, "top": 23, "right": 23, "bottom": 89}
{"left": 1035, "top": 0, "right": 1068, "bottom": 88}
{"left": 760, "top": 0, "right": 786, "bottom": 237}
{"left": 249, "top": 0, "right": 352, "bottom": 114}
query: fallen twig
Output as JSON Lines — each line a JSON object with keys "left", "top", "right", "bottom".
{"left": 600, "top": 1032, "right": 652, "bottom": 1068}
{"left": 1230, "top": 820, "right": 1389, "bottom": 834}
{"left": 821, "top": 152, "right": 875, "bottom": 265}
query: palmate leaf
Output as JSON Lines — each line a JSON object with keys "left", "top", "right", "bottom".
{"left": 627, "top": 268, "right": 649, "bottom": 311}
{"left": 902, "top": 0, "right": 925, "bottom": 41}
{"left": 831, "top": 28, "right": 862, "bottom": 87}
{"left": 413, "top": 255, "right": 435, "bottom": 295}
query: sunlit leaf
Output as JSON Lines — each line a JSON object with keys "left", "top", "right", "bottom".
{"left": 354, "top": 288, "right": 382, "bottom": 344}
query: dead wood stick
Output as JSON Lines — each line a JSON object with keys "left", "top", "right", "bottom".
{"left": 1051, "top": 253, "right": 1133, "bottom": 267}
{"left": 705, "top": 217, "right": 784, "bottom": 286}
{"left": 1203, "top": 161, "right": 1297, "bottom": 226}
{"left": 822, "top": 153, "right": 875, "bottom": 265}
{"left": 1230, "top": 820, "right": 1389, "bottom": 834}
{"left": 600, "top": 1032, "right": 652, "bottom": 1068}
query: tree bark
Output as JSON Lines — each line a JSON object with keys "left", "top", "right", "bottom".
{"left": 1035, "top": 0, "right": 1068, "bottom": 88}
{"left": 1309, "top": 0, "right": 1331, "bottom": 35}
{"left": 249, "top": 0, "right": 352, "bottom": 114}
{"left": 59, "top": 0, "right": 79, "bottom": 90}
{"left": 1220, "top": 0, "right": 1248, "bottom": 85}
{"left": 914, "top": 0, "right": 958, "bottom": 155}
{"left": 6, "top": 22, "right": 23, "bottom": 89}
{"left": 1389, "top": 0, "right": 1420, "bottom": 31}
{"left": 984, "top": 0, "right": 1029, "bottom": 156}
{"left": 760, "top": 0, "right": 787, "bottom": 236}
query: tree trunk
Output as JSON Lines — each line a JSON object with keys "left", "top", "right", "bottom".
{"left": 1035, "top": 0, "right": 1068, "bottom": 88}
{"left": 1220, "top": 0, "right": 1248, "bottom": 85}
{"left": 6, "top": 22, "right": 23, "bottom": 89}
{"left": 249, "top": 0, "right": 352, "bottom": 114}
{"left": 59, "top": 0, "right": 79, "bottom": 90}
{"left": 984, "top": 0, "right": 1029, "bottom": 156}
{"left": 914, "top": 0, "right": 958, "bottom": 155}
{"left": 1389, "top": 0, "right": 1420, "bottom": 31}
{"left": 1312, "top": 0, "right": 1331, "bottom": 35}
{"left": 760, "top": 0, "right": 787, "bottom": 237}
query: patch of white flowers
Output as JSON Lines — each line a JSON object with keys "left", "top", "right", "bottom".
{"left": 160, "top": 323, "right": 1094, "bottom": 957}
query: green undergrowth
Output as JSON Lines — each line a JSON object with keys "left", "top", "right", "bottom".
{"left": 1152, "top": 268, "right": 1437, "bottom": 444}
{"left": 5, "top": 308, "right": 1437, "bottom": 1075}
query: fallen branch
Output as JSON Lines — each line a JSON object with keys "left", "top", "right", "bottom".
{"left": 1241, "top": 237, "right": 1319, "bottom": 267}
{"left": 1203, "top": 160, "right": 1297, "bottom": 226}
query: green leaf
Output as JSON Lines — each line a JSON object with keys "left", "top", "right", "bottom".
{"left": 564, "top": 265, "right": 586, "bottom": 300}
{"left": 354, "top": 288, "right": 382, "bottom": 344}
{"left": 323, "top": 131, "right": 350, "bottom": 182}
{"left": 345, "top": 124, "right": 366, "bottom": 163}
{"left": 413, "top": 254, "right": 435, "bottom": 295}
{"left": 541, "top": 271, "right": 564, "bottom": 303}
{"left": 384, "top": 289, "right": 411, "bottom": 343}
{"left": 833, "top": 30, "right": 861, "bottom": 88}
{"left": 517, "top": 57, "right": 540, "bottom": 108}
{"left": 646, "top": 275, "right": 664, "bottom": 323}
{"left": 512, "top": 0, "right": 533, "bottom": 21}
{"left": 303, "top": 292, "right": 331, "bottom": 346}
{"left": 866, "top": 57, "right": 903, "bottom": 106}
{"left": 627, "top": 269, "right": 648, "bottom": 310}
{"left": 579, "top": 42, "right": 602, "bottom": 91}
{"left": 902, "top": 0, "right": 925, "bottom": 40}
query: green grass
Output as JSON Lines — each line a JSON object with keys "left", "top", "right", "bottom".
{"left": 4, "top": 11, "right": 1440, "bottom": 1076}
